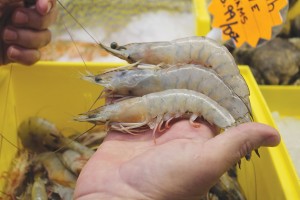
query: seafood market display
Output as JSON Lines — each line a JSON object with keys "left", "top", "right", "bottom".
{"left": 0, "top": 117, "right": 106, "bottom": 199}
{"left": 1, "top": 117, "right": 246, "bottom": 200}
{"left": 2, "top": 0, "right": 296, "bottom": 199}
{"left": 1, "top": 35, "right": 250, "bottom": 199}
{"left": 233, "top": 2, "right": 300, "bottom": 85}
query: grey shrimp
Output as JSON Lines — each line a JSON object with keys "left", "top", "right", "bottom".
{"left": 83, "top": 64, "right": 251, "bottom": 123}
{"left": 75, "top": 89, "right": 236, "bottom": 134}
{"left": 98, "top": 36, "right": 251, "bottom": 111}
{"left": 18, "top": 117, "right": 94, "bottom": 158}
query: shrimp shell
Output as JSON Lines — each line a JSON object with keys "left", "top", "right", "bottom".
{"left": 99, "top": 36, "right": 251, "bottom": 111}
{"left": 58, "top": 150, "right": 87, "bottom": 175}
{"left": 75, "top": 89, "right": 236, "bottom": 133}
{"left": 1, "top": 150, "right": 32, "bottom": 200}
{"left": 83, "top": 64, "right": 251, "bottom": 123}
{"left": 36, "top": 152, "right": 77, "bottom": 188}
{"left": 18, "top": 117, "right": 94, "bottom": 158}
{"left": 31, "top": 174, "right": 48, "bottom": 200}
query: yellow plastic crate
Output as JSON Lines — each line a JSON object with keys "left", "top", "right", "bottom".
{"left": 288, "top": 0, "right": 300, "bottom": 20}
{"left": 0, "top": 62, "right": 300, "bottom": 199}
{"left": 260, "top": 86, "right": 300, "bottom": 118}
{"left": 260, "top": 85, "right": 300, "bottom": 184}
{"left": 193, "top": 0, "right": 211, "bottom": 36}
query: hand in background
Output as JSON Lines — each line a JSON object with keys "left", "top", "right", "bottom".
{"left": 74, "top": 120, "right": 280, "bottom": 200}
{"left": 0, "top": 0, "right": 57, "bottom": 65}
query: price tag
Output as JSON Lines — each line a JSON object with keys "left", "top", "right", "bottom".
{"left": 208, "top": 0, "right": 288, "bottom": 47}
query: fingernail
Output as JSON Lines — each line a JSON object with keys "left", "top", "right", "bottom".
{"left": 264, "top": 134, "right": 281, "bottom": 146}
{"left": 7, "top": 46, "right": 20, "bottom": 60}
{"left": 14, "top": 11, "right": 29, "bottom": 24}
{"left": 47, "top": 1, "right": 52, "bottom": 13}
{"left": 3, "top": 28, "right": 18, "bottom": 42}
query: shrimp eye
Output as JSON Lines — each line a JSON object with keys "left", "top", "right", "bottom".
{"left": 95, "top": 76, "right": 102, "bottom": 82}
{"left": 111, "top": 42, "right": 118, "bottom": 49}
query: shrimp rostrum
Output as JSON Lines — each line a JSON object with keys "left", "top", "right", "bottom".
{"left": 98, "top": 36, "right": 251, "bottom": 112}
{"left": 75, "top": 89, "right": 236, "bottom": 134}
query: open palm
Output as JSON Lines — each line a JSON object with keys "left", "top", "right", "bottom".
{"left": 74, "top": 120, "right": 279, "bottom": 200}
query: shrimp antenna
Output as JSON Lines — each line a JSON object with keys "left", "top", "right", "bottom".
{"left": 88, "top": 89, "right": 108, "bottom": 111}
{"left": 57, "top": 0, "right": 99, "bottom": 45}
{"left": 53, "top": 124, "right": 96, "bottom": 153}
{"left": 62, "top": 21, "right": 87, "bottom": 68}
{"left": 0, "top": 133, "right": 20, "bottom": 151}
{"left": 71, "top": 124, "right": 97, "bottom": 143}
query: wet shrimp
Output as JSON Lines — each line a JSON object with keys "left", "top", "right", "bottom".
{"left": 50, "top": 183, "right": 74, "bottom": 200}
{"left": 98, "top": 36, "right": 251, "bottom": 111}
{"left": 58, "top": 149, "right": 87, "bottom": 176}
{"left": 1, "top": 150, "right": 32, "bottom": 200}
{"left": 35, "top": 152, "right": 77, "bottom": 188}
{"left": 31, "top": 173, "right": 48, "bottom": 200}
{"left": 84, "top": 64, "right": 251, "bottom": 123}
{"left": 18, "top": 117, "right": 94, "bottom": 158}
{"left": 75, "top": 89, "right": 236, "bottom": 135}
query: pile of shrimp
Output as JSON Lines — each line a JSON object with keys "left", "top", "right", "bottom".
{"left": 1, "top": 117, "right": 246, "bottom": 200}
{"left": 0, "top": 117, "right": 106, "bottom": 200}
{"left": 75, "top": 36, "right": 256, "bottom": 159}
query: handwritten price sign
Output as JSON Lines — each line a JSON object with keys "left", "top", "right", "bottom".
{"left": 208, "top": 0, "right": 288, "bottom": 47}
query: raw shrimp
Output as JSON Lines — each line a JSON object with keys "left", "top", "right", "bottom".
{"left": 75, "top": 89, "right": 236, "bottom": 134}
{"left": 98, "top": 36, "right": 251, "bottom": 111}
{"left": 18, "top": 117, "right": 94, "bottom": 158}
{"left": 70, "top": 131, "right": 107, "bottom": 150}
{"left": 84, "top": 64, "right": 251, "bottom": 123}
{"left": 19, "top": 183, "right": 32, "bottom": 200}
{"left": 31, "top": 173, "right": 47, "bottom": 200}
{"left": 209, "top": 172, "right": 246, "bottom": 200}
{"left": 1, "top": 150, "right": 32, "bottom": 200}
{"left": 18, "top": 117, "right": 65, "bottom": 153}
{"left": 50, "top": 183, "right": 74, "bottom": 200}
{"left": 35, "top": 152, "right": 77, "bottom": 188}
{"left": 58, "top": 150, "right": 87, "bottom": 175}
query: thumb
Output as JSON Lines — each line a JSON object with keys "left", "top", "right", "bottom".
{"left": 203, "top": 122, "right": 280, "bottom": 175}
{"left": 36, "top": 0, "right": 54, "bottom": 15}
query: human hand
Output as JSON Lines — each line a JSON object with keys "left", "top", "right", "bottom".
{"left": 0, "top": 0, "right": 57, "bottom": 65}
{"left": 74, "top": 120, "right": 280, "bottom": 200}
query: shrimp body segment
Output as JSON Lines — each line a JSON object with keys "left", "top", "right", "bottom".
{"left": 83, "top": 65, "right": 251, "bottom": 123}
{"left": 75, "top": 89, "right": 236, "bottom": 132}
{"left": 99, "top": 36, "right": 251, "bottom": 111}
